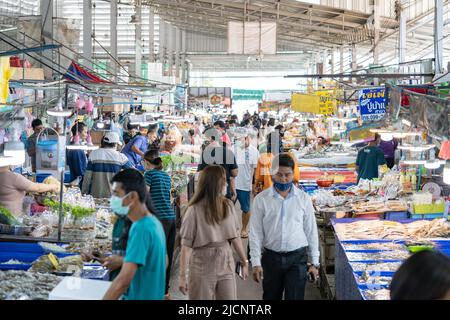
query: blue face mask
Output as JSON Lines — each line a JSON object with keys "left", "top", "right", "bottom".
{"left": 273, "top": 181, "right": 293, "bottom": 192}
{"left": 110, "top": 193, "right": 131, "bottom": 217}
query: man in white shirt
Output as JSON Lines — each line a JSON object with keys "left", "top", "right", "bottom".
{"left": 249, "top": 153, "right": 320, "bottom": 300}
{"left": 234, "top": 129, "right": 260, "bottom": 238}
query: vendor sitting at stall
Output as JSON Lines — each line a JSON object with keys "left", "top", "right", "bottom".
{"left": 355, "top": 133, "right": 387, "bottom": 183}
{"left": 0, "top": 165, "right": 58, "bottom": 217}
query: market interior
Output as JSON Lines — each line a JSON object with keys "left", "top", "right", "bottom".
{"left": 0, "top": 0, "right": 449, "bottom": 301}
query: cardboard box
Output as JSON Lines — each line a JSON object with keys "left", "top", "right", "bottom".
{"left": 10, "top": 67, "right": 45, "bottom": 80}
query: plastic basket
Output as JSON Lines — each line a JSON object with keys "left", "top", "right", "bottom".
{"left": 413, "top": 203, "right": 445, "bottom": 214}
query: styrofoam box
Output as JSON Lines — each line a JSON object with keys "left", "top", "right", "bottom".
{"left": 49, "top": 277, "right": 111, "bottom": 300}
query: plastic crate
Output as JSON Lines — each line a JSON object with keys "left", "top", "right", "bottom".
{"left": 413, "top": 203, "right": 445, "bottom": 214}
{"left": 410, "top": 213, "right": 444, "bottom": 220}
{"left": 384, "top": 211, "right": 409, "bottom": 220}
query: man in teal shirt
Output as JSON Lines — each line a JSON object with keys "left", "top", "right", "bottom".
{"left": 355, "top": 133, "right": 387, "bottom": 183}
{"left": 103, "top": 169, "right": 166, "bottom": 300}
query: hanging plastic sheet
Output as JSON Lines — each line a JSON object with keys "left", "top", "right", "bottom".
{"left": 407, "top": 93, "right": 449, "bottom": 139}
{"left": 387, "top": 86, "right": 401, "bottom": 121}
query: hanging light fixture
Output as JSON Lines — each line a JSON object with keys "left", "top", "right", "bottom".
{"left": 398, "top": 144, "right": 436, "bottom": 152}
{"left": 424, "top": 160, "right": 445, "bottom": 170}
{"left": 443, "top": 160, "right": 450, "bottom": 184}
{"left": 3, "top": 141, "right": 25, "bottom": 166}
{"left": 47, "top": 98, "right": 72, "bottom": 117}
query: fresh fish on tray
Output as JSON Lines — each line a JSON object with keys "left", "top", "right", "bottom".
{"left": 350, "top": 261, "right": 402, "bottom": 272}
{"left": 343, "top": 242, "right": 406, "bottom": 251}
{"left": 346, "top": 251, "right": 410, "bottom": 261}
{"left": 0, "top": 270, "right": 62, "bottom": 300}
{"left": 362, "top": 289, "right": 391, "bottom": 300}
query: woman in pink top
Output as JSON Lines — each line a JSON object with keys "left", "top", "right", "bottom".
{"left": 0, "top": 166, "right": 58, "bottom": 217}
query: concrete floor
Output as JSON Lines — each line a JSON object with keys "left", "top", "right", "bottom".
{"left": 168, "top": 238, "right": 323, "bottom": 300}
{"left": 168, "top": 198, "right": 323, "bottom": 300}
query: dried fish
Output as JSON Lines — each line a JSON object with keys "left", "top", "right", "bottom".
{"left": 1, "top": 259, "right": 26, "bottom": 265}
{"left": 358, "top": 275, "right": 392, "bottom": 286}
{"left": 0, "top": 270, "right": 62, "bottom": 300}
{"left": 343, "top": 242, "right": 406, "bottom": 251}
{"left": 38, "top": 242, "right": 67, "bottom": 254}
{"left": 346, "top": 251, "right": 410, "bottom": 261}
{"left": 362, "top": 289, "right": 391, "bottom": 300}
{"left": 350, "top": 262, "right": 402, "bottom": 272}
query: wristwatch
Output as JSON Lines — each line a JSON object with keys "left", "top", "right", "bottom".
{"left": 308, "top": 263, "right": 320, "bottom": 269}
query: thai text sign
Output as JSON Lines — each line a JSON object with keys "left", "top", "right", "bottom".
{"left": 315, "top": 91, "right": 336, "bottom": 115}
{"left": 359, "top": 87, "right": 387, "bottom": 121}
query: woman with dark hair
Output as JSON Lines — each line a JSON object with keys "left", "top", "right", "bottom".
{"left": 179, "top": 165, "right": 248, "bottom": 300}
{"left": 143, "top": 150, "right": 175, "bottom": 299}
{"left": 390, "top": 250, "right": 450, "bottom": 300}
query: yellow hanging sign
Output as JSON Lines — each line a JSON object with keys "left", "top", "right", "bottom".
{"left": 0, "top": 57, "right": 14, "bottom": 104}
{"left": 291, "top": 93, "right": 321, "bottom": 114}
{"left": 315, "top": 90, "right": 336, "bottom": 115}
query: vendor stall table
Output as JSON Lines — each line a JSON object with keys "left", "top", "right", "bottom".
{"left": 331, "top": 218, "right": 450, "bottom": 300}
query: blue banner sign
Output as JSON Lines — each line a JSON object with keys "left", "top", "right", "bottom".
{"left": 358, "top": 87, "right": 387, "bottom": 122}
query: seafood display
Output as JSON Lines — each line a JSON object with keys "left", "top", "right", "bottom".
{"left": 65, "top": 239, "right": 111, "bottom": 256}
{"left": 30, "top": 254, "right": 83, "bottom": 275}
{"left": 335, "top": 219, "right": 450, "bottom": 241}
{"left": 38, "top": 242, "right": 67, "bottom": 254}
{"left": 349, "top": 262, "right": 402, "bottom": 272}
{"left": 405, "top": 219, "right": 450, "bottom": 238}
{"left": 362, "top": 289, "right": 391, "bottom": 300}
{"left": 0, "top": 271, "right": 62, "bottom": 300}
{"left": 357, "top": 274, "right": 392, "bottom": 286}
{"left": 346, "top": 251, "right": 410, "bottom": 261}
{"left": 1, "top": 259, "right": 26, "bottom": 265}
{"left": 343, "top": 242, "right": 406, "bottom": 251}
{"left": 335, "top": 220, "right": 408, "bottom": 240}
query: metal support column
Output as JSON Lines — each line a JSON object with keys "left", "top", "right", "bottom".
{"left": 135, "top": 1, "right": 142, "bottom": 78}
{"left": 330, "top": 48, "right": 335, "bottom": 74}
{"left": 181, "top": 29, "right": 187, "bottom": 84}
{"left": 110, "top": 0, "right": 118, "bottom": 80}
{"left": 166, "top": 23, "right": 173, "bottom": 76}
{"left": 351, "top": 44, "right": 357, "bottom": 71}
{"left": 175, "top": 27, "right": 181, "bottom": 79}
{"left": 340, "top": 46, "right": 344, "bottom": 73}
{"left": 83, "top": 0, "right": 93, "bottom": 69}
{"left": 40, "top": 0, "right": 53, "bottom": 79}
{"left": 159, "top": 20, "right": 165, "bottom": 75}
{"left": 373, "top": 0, "right": 380, "bottom": 65}
{"left": 149, "top": 9, "right": 155, "bottom": 62}
{"left": 398, "top": 3, "right": 407, "bottom": 64}
{"left": 435, "top": 0, "right": 444, "bottom": 73}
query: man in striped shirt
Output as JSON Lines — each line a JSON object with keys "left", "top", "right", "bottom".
{"left": 81, "top": 132, "right": 132, "bottom": 198}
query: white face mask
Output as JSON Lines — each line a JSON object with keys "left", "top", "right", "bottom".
{"left": 222, "top": 184, "right": 228, "bottom": 196}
